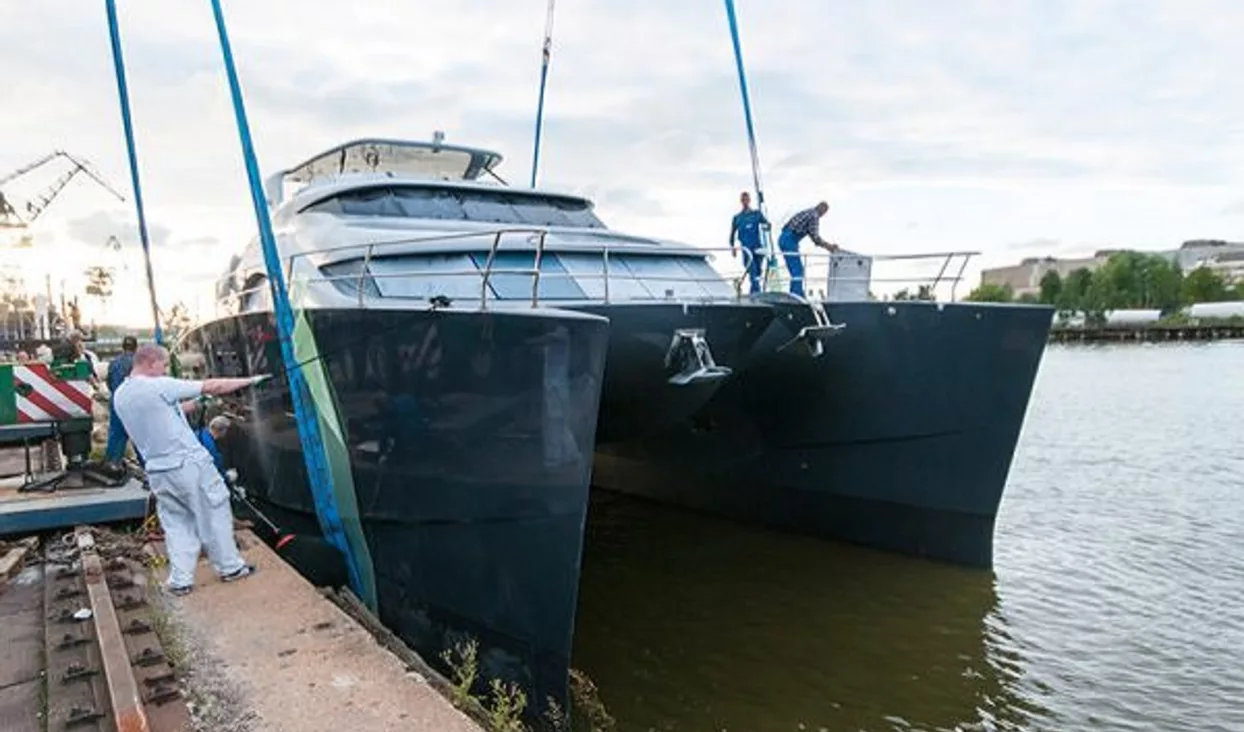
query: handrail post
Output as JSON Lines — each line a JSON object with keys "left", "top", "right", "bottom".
{"left": 602, "top": 247, "right": 611, "bottom": 304}
{"left": 930, "top": 253, "right": 952, "bottom": 296}
{"left": 479, "top": 230, "right": 503, "bottom": 310}
{"left": 284, "top": 252, "right": 296, "bottom": 297}
{"left": 738, "top": 248, "right": 752, "bottom": 299}
{"left": 359, "top": 244, "right": 374, "bottom": 307}
{"left": 530, "top": 230, "right": 548, "bottom": 307}
{"left": 951, "top": 253, "right": 973, "bottom": 301}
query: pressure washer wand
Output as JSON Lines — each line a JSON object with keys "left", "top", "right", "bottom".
{"left": 226, "top": 473, "right": 296, "bottom": 552}
{"left": 225, "top": 476, "right": 348, "bottom": 586}
{"left": 227, "top": 480, "right": 282, "bottom": 537}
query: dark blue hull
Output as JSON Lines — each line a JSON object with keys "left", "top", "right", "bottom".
{"left": 178, "top": 306, "right": 609, "bottom": 709}
{"left": 568, "top": 302, "right": 774, "bottom": 443}
{"left": 592, "top": 300, "right": 1053, "bottom": 567}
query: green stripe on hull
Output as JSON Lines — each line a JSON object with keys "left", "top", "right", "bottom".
{"left": 291, "top": 305, "right": 379, "bottom": 610}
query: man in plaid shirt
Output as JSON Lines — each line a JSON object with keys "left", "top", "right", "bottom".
{"left": 779, "top": 201, "right": 838, "bottom": 296}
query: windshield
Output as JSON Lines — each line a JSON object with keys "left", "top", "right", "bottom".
{"left": 302, "top": 186, "right": 607, "bottom": 229}
{"left": 285, "top": 142, "right": 494, "bottom": 183}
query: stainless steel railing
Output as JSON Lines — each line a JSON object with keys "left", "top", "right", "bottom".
{"left": 778, "top": 249, "right": 981, "bottom": 302}
{"left": 216, "top": 228, "right": 554, "bottom": 314}
{"left": 213, "top": 226, "right": 981, "bottom": 313}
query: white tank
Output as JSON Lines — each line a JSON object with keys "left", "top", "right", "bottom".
{"left": 822, "top": 251, "right": 872, "bottom": 302}
{"left": 1104, "top": 309, "right": 1162, "bottom": 325}
{"left": 1187, "top": 301, "right": 1244, "bottom": 318}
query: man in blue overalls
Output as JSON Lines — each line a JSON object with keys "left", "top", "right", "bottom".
{"left": 779, "top": 201, "right": 838, "bottom": 297}
{"left": 729, "top": 191, "right": 769, "bottom": 293}
{"left": 105, "top": 335, "right": 139, "bottom": 465}
{"left": 197, "top": 415, "right": 231, "bottom": 480}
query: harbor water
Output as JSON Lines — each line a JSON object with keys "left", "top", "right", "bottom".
{"left": 574, "top": 341, "right": 1244, "bottom": 731}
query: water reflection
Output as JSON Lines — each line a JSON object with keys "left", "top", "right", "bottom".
{"left": 574, "top": 491, "right": 1047, "bottom": 732}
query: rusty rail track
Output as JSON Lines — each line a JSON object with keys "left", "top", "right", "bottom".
{"left": 42, "top": 527, "right": 191, "bottom": 731}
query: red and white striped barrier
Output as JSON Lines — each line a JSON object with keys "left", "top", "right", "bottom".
{"left": 13, "top": 363, "right": 93, "bottom": 423}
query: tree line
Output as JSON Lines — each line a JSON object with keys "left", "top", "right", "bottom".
{"left": 965, "top": 251, "right": 1244, "bottom": 312}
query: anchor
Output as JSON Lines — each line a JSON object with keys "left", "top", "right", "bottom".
{"left": 664, "top": 329, "right": 732, "bottom": 386}
{"left": 778, "top": 300, "right": 845, "bottom": 358}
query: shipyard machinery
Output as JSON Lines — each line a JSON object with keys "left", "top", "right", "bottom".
{"left": 0, "top": 150, "right": 125, "bottom": 231}
{"left": 0, "top": 349, "right": 126, "bottom": 491}
{"left": 1, "top": 151, "right": 126, "bottom": 345}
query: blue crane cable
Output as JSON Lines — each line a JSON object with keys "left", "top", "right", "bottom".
{"left": 103, "top": 0, "right": 164, "bottom": 345}
{"left": 530, "top": 0, "right": 556, "bottom": 188}
{"left": 723, "top": 0, "right": 778, "bottom": 276}
{"left": 207, "top": 0, "right": 372, "bottom": 606}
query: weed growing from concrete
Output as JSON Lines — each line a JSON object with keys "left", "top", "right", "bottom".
{"left": 440, "top": 638, "right": 481, "bottom": 709}
{"left": 485, "top": 679, "right": 528, "bottom": 732}
{"left": 329, "top": 587, "right": 614, "bottom": 731}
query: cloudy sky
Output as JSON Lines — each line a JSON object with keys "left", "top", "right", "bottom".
{"left": 2, "top": 0, "right": 1242, "bottom": 325}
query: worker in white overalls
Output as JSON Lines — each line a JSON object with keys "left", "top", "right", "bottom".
{"left": 114, "top": 344, "right": 268, "bottom": 595}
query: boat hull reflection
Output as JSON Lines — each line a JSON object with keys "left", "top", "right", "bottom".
{"left": 573, "top": 490, "right": 1045, "bottom": 731}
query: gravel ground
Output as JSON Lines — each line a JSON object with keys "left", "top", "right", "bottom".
{"left": 144, "top": 534, "right": 480, "bottom": 732}
{"left": 149, "top": 590, "right": 261, "bottom": 732}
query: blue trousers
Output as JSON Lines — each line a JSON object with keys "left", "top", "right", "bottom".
{"left": 740, "top": 239, "right": 764, "bottom": 293}
{"left": 778, "top": 229, "right": 806, "bottom": 297}
{"left": 105, "top": 405, "right": 129, "bottom": 462}
{"left": 106, "top": 404, "right": 144, "bottom": 465}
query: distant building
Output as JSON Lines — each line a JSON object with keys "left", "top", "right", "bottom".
{"left": 1209, "top": 252, "right": 1244, "bottom": 282}
{"left": 981, "top": 240, "right": 1244, "bottom": 296}
{"left": 1176, "top": 241, "right": 1244, "bottom": 282}
{"left": 980, "top": 250, "right": 1117, "bottom": 298}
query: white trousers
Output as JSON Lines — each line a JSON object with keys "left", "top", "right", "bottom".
{"left": 149, "top": 456, "right": 246, "bottom": 588}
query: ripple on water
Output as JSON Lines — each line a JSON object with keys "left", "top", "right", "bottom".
{"left": 995, "top": 342, "right": 1244, "bottom": 732}
{"left": 574, "top": 342, "right": 1244, "bottom": 732}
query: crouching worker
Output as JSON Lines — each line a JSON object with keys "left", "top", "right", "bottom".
{"left": 114, "top": 344, "right": 269, "bottom": 596}
{"left": 197, "top": 415, "right": 246, "bottom": 506}
{"left": 195, "top": 412, "right": 350, "bottom": 589}
{"left": 197, "top": 415, "right": 231, "bottom": 480}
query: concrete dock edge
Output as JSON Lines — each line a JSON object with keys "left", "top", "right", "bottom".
{"left": 148, "top": 530, "right": 481, "bottom": 732}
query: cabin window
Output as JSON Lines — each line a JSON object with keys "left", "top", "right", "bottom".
{"left": 394, "top": 188, "right": 468, "bottom": 220}
{"left": 555, "top": 253, "right": 654, "bottom": 301}
{"left": 316, "top": 252, "right": 729, "bottom": 303}
{"left": 320, "top": 259, "right": 382, "bottom": 299}
{"left": 467, "top": 252, "right": 587, "bottom": 300}
{"left": 553, "top": 254, "right": 732, "bottom": 301}
{"left": 366, "top": 254, "right": 485, "bottom": 300}
{"left": 303, "top": 186, "right": 606, "bottom": 229}
{"left": 628, "top": 256, "right": 735, "bottom": 300}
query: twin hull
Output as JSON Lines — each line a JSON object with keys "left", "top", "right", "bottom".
{"left": 178, "top": 299, "right": 766, "bottom": 709}
{"left": 593, "top": 299, "right": 1054, "bottom": 567}
{"left": 181, "top": 297, "right": 1051, "bottom": 708}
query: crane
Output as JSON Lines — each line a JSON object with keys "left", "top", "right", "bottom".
{"left": 0, "top": 151, "right": 126, "bottom": 229}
